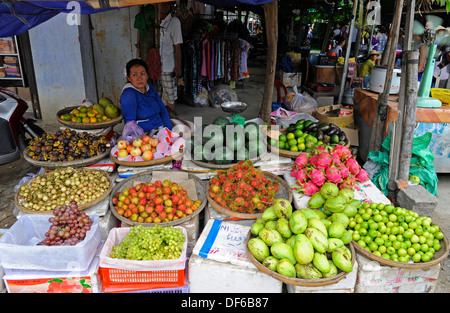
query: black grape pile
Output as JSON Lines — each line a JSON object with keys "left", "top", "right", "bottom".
{"left": 38, "top": 201, "right": 93, "bottom": 246}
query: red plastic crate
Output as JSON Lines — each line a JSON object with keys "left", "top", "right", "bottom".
{"left": 98, "top": 266, "right": 185, "bottom": 292}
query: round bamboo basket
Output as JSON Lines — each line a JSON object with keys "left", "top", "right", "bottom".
{"left": 190, "top": 156, "right": 261, "bottom": 170}
{"left": 207, "top": 171, "right": 293, "bottom": 219}
{"left": 351, "top": 224, "right": 449, "bottom": 269}
{"left": 245, "top": 230, "right": 356, "bottom": 286}
{"left": 109, "top": 170, "right": 206, "bottom": 227}
{"left": 56, "top": 106, "right": 123, "bottom": 130}
{"left": 109, "top": 150, "right": 184, "bottom": 167}
{"left": 23, "top": 148, "right": 111, "bottom": 169}
{"left": 15, "top": 168, "right": 113, "bottom": 215}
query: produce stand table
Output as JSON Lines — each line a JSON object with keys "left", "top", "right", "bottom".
{"left": 353, "top": 88, "right": 450, "bottom": 172}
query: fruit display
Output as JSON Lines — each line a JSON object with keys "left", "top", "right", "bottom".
{"left": 111, "top": 128, "right": 185, "bottom": 162}
{"left": 269, "top": 119, "right": 349, "bottom": 153}
{"left": 38, "top": 201, "right": 93, "bottom": 246}
{"left": 208, "top": 160, "right": 279, "bottom": 214}
{"left": 290, "top": 145, "right": 369, "bottom": 196}
{"left": 111, "top": 179, "right": 202, "bottom": 224}
{"left": 59, "top": 97, "right": 121, "bottom": 123}
{"left": 347, "top": 201, "right": 446, "bottom": 264}
{"left": 25, "top": 129, "right": 111, "bottom": 162}
{"left": 17, "top": 167, "right": 111, "bottom": 212}
{"left": 110, "top": 224, "right": 185, "bottom": 260}
{"left": 187, "top": 117, "right": 267, "bottom": 165}
{"left": 247, "top": 198, "right": 354, "bottom": 280}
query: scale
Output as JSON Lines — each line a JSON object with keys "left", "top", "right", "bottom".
{"left": 417, "top": 42, "right": 442, "bottom": 108}
{"left": 221, "top": 101, "right": 248, "bottom": 125}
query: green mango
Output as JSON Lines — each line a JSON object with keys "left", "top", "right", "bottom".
{"left": 289, "top": 210, "right": 308, "bottom": 235}
{"left": 308, "top": 193, "right": 325, "bottom": 210}
{"left": 332, "top": 248, "right": 353, "bottom": 272}
{"left": 313, "top": 252, "right": 330, "bottom": 274}
{"left": 340, "top": 231, "right": 353, "bottom": 245}
{"left": 273, "top": 198, "right": 293, "bottom": 219}
{"left": 342, "top": 204, "right": 358, "bottom": 217}
{"left": 324, "top": 195, "right": 347, "bottom": 213}
{"left": 299, "top": 208, "right": 320, "bottom": 219}
{"left": 320, "top": 182, "right": 339, "bottom": 199}
{"left": 258, "top": 228, "right": 284, "bottom": 246}
{"left": 315, "top": 210, "right": 328, "bottom": 219}
{"left": 271, "top": 242, "right": 296, "bottom": 265}
{"left": 92, "top": 103, "right": 105, "bottom": 117}
{"left": 276, "top": 218, "right": 292, "bottom": 238}
{"left": 307, "top": 218, "right": 328, "bottom": 237}
{"left": 341, "top": 245, "right": 352, "bottom": 259}
{"left": 350, "top": 199, "right": 363, "bottom": 208}
{"left": 330, "top": 213, "right": 350, "bottom": 228}
{"left": 295, "top": 263, "right": 323, "bottom": 279}
{"left": 293, "top": 234, "right": 314, "bottom": 265}
{"left": 247, "top": 238, "right": 270, "bottom": 262}
{"left": 304, "top": 227, "right": 328, "bottom": 254}
{"left": 285, "top": 235, "right": 297, "bottom": 248}
{"left": 321, "top": 218, "right": 332, "bottom": 230}
{"left": 264, "top": 220, "right": 277, "bottom": 231}
{"left": 261, "top": 206, "right": 278, "bottom": 221}
{"left": 327, "top": 238, "right": 344, "bottom": 253}
{"left": 262, "top": 256, "right": 279, "bottom": 271}
{"left": 322, "top": 260, "right": 338, "bottom": 278}
{"left": 251, "top": 222, "right": 264, "bottom": 237}
{"left": 276, "top": 258, "right": 296, "bottom": 278}
{"left": 339, "top": 188, "right": 355, "bottom": 203}
{"left": 328, "top": 222, "right": 346, "bottom": 239}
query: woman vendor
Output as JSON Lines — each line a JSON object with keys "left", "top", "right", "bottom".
{"left": 120, "top": 58, "right": 173, "bottom": 132}
{"left": 360, "top": 50, "right": 380, "bottom": 78}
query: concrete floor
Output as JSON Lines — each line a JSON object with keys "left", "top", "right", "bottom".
{"left": 0, "top": 60, "right": 449, "bottom": 292}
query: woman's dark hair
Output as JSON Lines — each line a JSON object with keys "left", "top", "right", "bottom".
{"left": 126, "top": 58, "right": 149, "bottom": 76}
{"left": 335, "top": 35, "right": 345, "bottom": 45}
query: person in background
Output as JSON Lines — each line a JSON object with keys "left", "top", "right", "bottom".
{"left": 159, "top": 1, "right": 183, "bottom": 117}
{"left": 418, "top": 28, "right": 436, "bottom": 81}
{"left": 360, "top": 50, "right": 380, "bottom": 78}
{"left": 329, "top": 35, "right": 346, "bottom": 57}
{"left": 120, "top": 59, "right": 172, "bottom": 132}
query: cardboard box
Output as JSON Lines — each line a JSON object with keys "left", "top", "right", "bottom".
{"left": 341, "top": 126, "right": 359, "bottom": 146}
{"left": 314, "top": 104, "right": 354, "bottom": 128}
{"left": 277, "top": 70, "right": 302, "bottom": 88}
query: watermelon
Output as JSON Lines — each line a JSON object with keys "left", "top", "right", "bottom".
{"left": 213, "top": 146, "right": 234, "bottom": 165}
{"left": 244, "top": 122, "right": 260, "bottom": 141}
{"left": 212, "top": 116, "right": 231, "bottom": 132}
{"left": 192, "top": 144, "right": 212, "bottom": 162}
{"left": 203, "top": 124, "right": 224, "bottom": 146}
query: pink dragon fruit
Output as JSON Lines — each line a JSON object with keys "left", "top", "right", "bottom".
{"left": 338, "top": 176, "right": 357, "bottom": 190}
{"left": 333, "top": 145, "right": 352, "bottom": 161}
{"left": 295, "top": 153, "right": 310, "bottom": 169}
{"left": 338, "top": 163, "right": 350, "bottom": 179}
{"left": 300, "top": 181, "right": 319, "bottom": 196}
{"left": 331, "top": 152, "right": 341, "bottom": 165}
{"left": 295, "top": 168, "right": 309, "bottom": 184}
{"left": 309, "top": 154, "right": 319, "bottom": 168}
{"left": 325, "top": 165, "right": 342, "bottom": 184}
{"left": 356, "top": 168, "right": 369, "bottom": 182}
{"left": 345, "top": 158, "right": 361, "bottom": 175}
{"left": 316, "top": 152, "right": 333, "bottom": 169}
{"left": 310, "top": 168, "right": 326, "bottom": 186}
{"left": 290, "top": 166, "right": 299, "bottom": 177}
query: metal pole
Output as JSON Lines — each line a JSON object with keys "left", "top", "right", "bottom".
{"left": 337, "top": 0, "right": 358, "bottom": 104}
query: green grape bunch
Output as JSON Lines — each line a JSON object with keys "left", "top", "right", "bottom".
{"left": 110, "top": 225, "right": 185, "bottom": 261}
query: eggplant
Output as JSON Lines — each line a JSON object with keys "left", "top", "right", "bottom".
{"left": 327, "top": 128, "right": 339, "bottom": 136}
{"left": 316, "top": 130, "right": 324, "bottom": 141}
{"left": 339, "top": 131, "right": 347, "bottom": 142}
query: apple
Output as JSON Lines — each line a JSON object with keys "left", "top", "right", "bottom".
{"left": 133, "top": 138, "right": 143, "bottom": 147}
{"left": 409, "top": 175, "right": 420, "bottom": 184}
{"left": 130, "top": 146, "right": 142, "bottom": 157}
{"left": 117, "top": 140, "right": 128, "bottom": 150}
{"left": 142, "top": 134, "right": 151, "bottom": 144}
{"left": 141, "top": 143, "right": 152, "bottom": 152}
{"left": 149, "top": 137, "right": 159, "bottom": 147}
{"left": 142, "top": 150, "right": 154, "bottom": 161}
{"left": 118, "top": 149, "right": 129, "bottom": 158}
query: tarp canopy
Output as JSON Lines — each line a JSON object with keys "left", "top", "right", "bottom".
{"left": 0, "top": 0, "right": 275, "bottom": 37}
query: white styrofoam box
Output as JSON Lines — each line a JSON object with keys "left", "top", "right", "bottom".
{"left": 284, "top": 174, "right": 391, "bottom": 210}
{"left": 286, "top": 261, "right": 358, "bottom": 293}
{"left": 0, "top": 215, "right": 101, "bottom": 272}
{"left": 3, "top": 242, "right": 103, "bottom": 293}
{"left": 204, "top": 204, "right": 255, "bottom": 228}
{"left": 355, "top": 253, "right": 440, "bottom": 293}
{"left": 189, "top": 219, "right": 282, "bottom": 293}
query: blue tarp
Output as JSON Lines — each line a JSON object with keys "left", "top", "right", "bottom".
{"left": 0, "top": 0, "right": 275, "bottom": 38}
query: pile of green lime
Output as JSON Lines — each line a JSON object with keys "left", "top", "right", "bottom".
{"left": 269, "top": 120, "right": 320, "bottom": 153}
{"left": 347, "top": 202, "right": 446, "bottom": 263}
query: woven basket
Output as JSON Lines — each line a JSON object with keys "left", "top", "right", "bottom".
{"left": 56, "top": 106, "right": 123, "bottom": 130}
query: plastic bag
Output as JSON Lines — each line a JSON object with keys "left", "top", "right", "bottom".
{"left": 284, "top": 86, "right": 318, "bottom": 115}
{"left": 270, "top": 107, "right": 318, "bottom": 128}
{"left": 118, "top": 121, "right": 145, "bottom": 144}
{"left": 208, "top": 84, "right": 238, "bottom": 108}
{"left": 193, "top": 90, "right": 209, "bottom": 108}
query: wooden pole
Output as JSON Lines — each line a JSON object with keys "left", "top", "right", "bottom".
{"left": 368, "top": 0, "right": 403, "bottom": 153}
{"left": 398, "top": 50, "right": 419, "bottom": 181}
{"left": 260, "top": 0, "right": 278, "bottom": 123}
{"left": 387, "top": 0, "right": 415, "bottom": 195}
